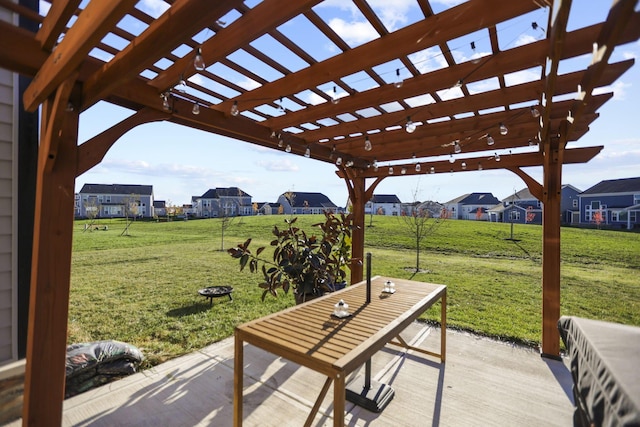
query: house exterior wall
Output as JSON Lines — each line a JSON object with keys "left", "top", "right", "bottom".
{"left": 0, "top": 64, "right": 16, "bottom": 363}
{"left": 77, "top": 191, "right": 154, "bottom": 218}
{"left": 579, "top": 193, "right": 640, "bottom": 228}
{"left": 365, "top": 201, "right": 401, "bottom": 216}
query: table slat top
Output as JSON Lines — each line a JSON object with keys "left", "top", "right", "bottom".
{"left": 236, "top": 276, "right": 446, "bottom": 375}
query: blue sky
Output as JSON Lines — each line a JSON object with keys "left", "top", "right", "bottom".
{"left": 58, "top": 0, "right": 640, "bottom": 207}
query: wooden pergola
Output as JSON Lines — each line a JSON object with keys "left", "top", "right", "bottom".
{"left": 1, "top": 0, "right": 638, "bottom": 424}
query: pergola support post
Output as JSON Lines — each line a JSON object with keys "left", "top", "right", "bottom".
{"left": 540, "top": 121, "right": 567, "bottom": 358}
{"left": 22, "top": 89, "right": 79, "bottom": 424}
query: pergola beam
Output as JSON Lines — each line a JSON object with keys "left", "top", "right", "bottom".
{"left": 35, "top": 0, "right": 82, "bottom": 51}
{"left": 23, "top": 0, "right": 137, "bottom": 112}
{"left": 82, "top": 0, "right": 245, "bottom": 110}
{"left": 218, "top": 0, "right": 537, "bottom": 113}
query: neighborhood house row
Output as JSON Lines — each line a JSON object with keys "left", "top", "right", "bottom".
{"left": 75, "top": 177, "right": 640, "bottom": 229}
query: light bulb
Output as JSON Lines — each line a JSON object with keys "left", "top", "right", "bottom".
{"left": 230, "top": 101, "right": 239, "bottom": 116}
{"left": 478, "top": 163, "right": 483, "bottom": 171}
{"left": 192, "top": 103, "right": 200, "bottom": 115}
{"left": 499, "top": 122, "right": 508, "bottom": 135}
{"left": 452, "top": 79, "right": 463, "bottom": 89}
{"left": 487, "top": 134, "right": 495, "bottom": 146}
{"left": 270, "top": 131, "right": 277, "bottom": 138}
{"left": 401, "top": 167, "right": 407, "bottom": 175}
{"left": 176, "top": 75, "right": 187, "bottom": 93}
{"left": 278, "top": 97, "right": 285, "bottom": 113}
{"left": 430, "top": 166, "right": 435, "bottom": 174}
{"left": 194, "top": 47, "right": 205, "bottom": 71}
{"left": 304, "top": 146, "right": 310, "bottom": 158}
{"left": 415, "top": 163, "right": 421, "bottom": 172}
{"left": 336, "top": 156, "right": 342, "bottom": 166}
{"left": 530, "top": 106, "right": 540, "bottom": 118}
{"left": 495, "top": 153, "right": 501, "bottom": 162}
{"left": 454, "top": 140, "right": 462, "bottom": 154}
{"left": 285, "top": 144, "right": 291, "bottom": 153}
{"left": 470, "top": 41, "right": 480, "bottom": 64}
{"left": 364, "top": 136, "right": 372, "bottom": 151}
{"left": 389, "top": 166, "right": 394, "bottom": 175}
{"left": 373, "top": 159, "right": 378, "bottom": 170}
{"left": 345, "top": 160, "right": 354, "bottom": 167}
{"left": 405, "top": 116, "right": 416, "bottom": 133}
{"left": 161, "top": 93, "right": 170, "bottom": 111}
{"left": 331, "top": 86, "right": 340, "bottom": 104}
{"left": 461, "top": 161, "right": 467, "bottom": 170}
{"left": 449, "top": 154, "right": 455, "bottom": 164}
{"left": 278, "top": 138, "right": 284, "bottom": 148}
{"left": 394, "top": 68, "right": 403, "bottom": 88}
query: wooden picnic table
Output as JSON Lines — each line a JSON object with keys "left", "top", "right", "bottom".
{"left": 233, "top": 276, "right": 447, "bottom": 427}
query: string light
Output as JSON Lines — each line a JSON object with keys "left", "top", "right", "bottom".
{"left": 530, "top": 106, "right": 540, "bottom": 118}
{"left": 461, "top": 161, "right": 467, "bottom": 170}
{"left": 478, "top": 163, "right": 483, "bottom": 171}
{"left": 394, "top": 68, "right": 403, "bottom": 88}
{"left": 230, "top": 101, "right": 239, "bottom": 116}
{"left": 415, "top": 163, "right": 421, "bottom": 172}
{"left": 401, "top": 167, "right": 407, "bottom": 175}
{"left": 364, "top": 136, "right": 372, "bottom": 151}
{"left": 372, "top": 159, "right": 378, "bottom": 170}
{"left": 470, "top": 41, "right": 480, "bottom": 64}
{"left": 161, "top": 92, "right": 170, "bottom": 111}
{"left": 331, "top": 86, "right": 340, "bottom": 104}
{"left": 285, "top": 144, "right": 291, "bottom": 153}
{"left": 192, "top": 103, "right": 200, "bottom": 115}
{"left": 304, "top": 146, "right": 311, "bottom": 158}
{"left": 345, "top": 160, "right": 354, "bottom": 167}
{"left": 336, "top": 156, "right": 342, "bottom": 166}
{"left": 487, "top": 134, "right": 495, "bottom": 146}
{"left": 388, "top": 166, "right": 394, "bottom": 175}
{"left": 499, "top": 123, "right": 508, "bottom": 135}
{"left": 405, "top": 116, "right": 417, "bottom": 133}
{"left": 454, "top": 140, "right": 462, "bottom": 154}
{"left": 330, "top": 145, "right": 336, "bottom": 159}
{"left": 430, "top": 166, "right": 435, "bottom": 174}
{"left": 278, "top": 97, "right": 285, "bottom": 113}
{"left": 449, "top": 154, "right": 455, "bottom": 164}
{"left": 495, "top": 153, "right": 501, "bottom": 162}
{"left": 175, "top": 74, "right": 187, "bottom": 93}
{"left": 194, "top": 47, "right": 205, "bottom": 71}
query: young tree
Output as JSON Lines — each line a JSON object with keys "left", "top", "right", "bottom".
{"left": 400, "top": 187, "right": 449, "bottom": 275}
{"left": 592, "top": 209, "right": 604, "bottom": 229}
{"left": 83, "top": 198, "right": 100, "bottom": 232}
{"left": 120, "top": 194, "right": 139, "bottom": 236}
{"left": 525, "top": 206, "right": 536, "bottom": 223}
{"left": 475, "top": 207, "right": 483, "bottom": 220}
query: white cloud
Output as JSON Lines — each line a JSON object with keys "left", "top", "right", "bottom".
{"left": 409, "top": 48, "right": 448, "bottom": 74}
{"left": 137, "top": 0, "right": 170, "bottom": 19}
{"left": 257, "top": 158, "right": 300, "bottom": 172}
{"left": 593, "top": 80, "right": 632, "bottom": 101}
{"left": 328, "top": 18, "right": 379, "bottom": 45}
{"left": 504, "top": 69, "right": 539, "bottom": 86}
{"left": 237, "top": 78, "right": 261, "bottom": 91}
{"left": 514, "top": 34, "right": 537, "bottom": 47}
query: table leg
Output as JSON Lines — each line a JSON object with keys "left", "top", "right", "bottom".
{"left": 441, "top": 289, "right": 447, "bottom": 363}
{"left": 234, "top": 334, "right": 244, "bottom": 427}
{"left": 334, "top": 373, "right": 345, "bottom": 427}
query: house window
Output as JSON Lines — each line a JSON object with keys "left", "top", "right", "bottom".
{"left": 631, "top": 211, "right": 637, "bottom": 222}
{"left": 572, "top": 199, "right": 578, "bottom": 208}
{"left": 509, "top": 211, "right": 520, "bottom": 221}
{"left": 611, "top": 211, "right": 619, "bottom": 222}
{"left": 634, "top": 194, "right": 640, "bottom": 205}
{"left": 591, "top": 201, "right": 600, "bottom": 209}
{"left": 105, "top": 196, "right": 111, "bottom": 203}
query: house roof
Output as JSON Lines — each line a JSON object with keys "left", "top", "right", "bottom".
{"left": 581, "top": 177, "right": 640, "bottom": 195}
{"left": 199, "top": 187, "right": 251, "bottom": 199}
{"left": 281, "top": 192, "right": 337, "bottom": 208}
{"left": 371, "top": 194, "right": 401, "bottom": 204}
{"left": 79, "top": 184, "right": 153, "bottom": 196}
{"left": 445, "top": 193, "right": 500, "bottom": 205}
{"left": 153, "top": 200, "right": 165, "bottom": 208}
{"left": 502, "top": 188, "right": 537, "bottom": 203}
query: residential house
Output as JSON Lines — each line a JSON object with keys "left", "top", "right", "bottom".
{"left": 561, "top": 184, "right": 582, "bottom": 224}
{"left": 415, "top": 200, "right": 445, "bottom": 218}
{"left": 258, "top": 202, "right": 281, "bottom": 215}
{"left": 277, "top": 192, "right": 337, "bottom": 215}
{"left": 77, "top": 184, "right": 154, "bottom": 218}
{"left": 578, "top": 177, "right": 640, "bottom": 229}
{"left": 489, "top": 188, "right": 542, "bottom": 224}
{"left": 192, "top": 187, "right": 252, "bottom": 218}
{"left": 444, "top": 193, "right": 501, "bottom": 220}
{"left": 365, "top": 194, "right": 402, "bottom": 216}
{"left": 153, "top": 200, "right": 167, "bottom": 217}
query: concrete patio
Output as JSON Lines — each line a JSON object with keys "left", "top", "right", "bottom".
{"left": 8, "top": 323, "right": 575, "bottom": 426}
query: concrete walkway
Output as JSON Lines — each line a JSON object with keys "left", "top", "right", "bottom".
{"left": 8, "top": 323, "right": 575, "bottom": 426}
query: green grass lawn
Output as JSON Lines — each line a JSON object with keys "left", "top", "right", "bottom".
{"left": 69, "top": 215, "right": 640, "bottom": 366}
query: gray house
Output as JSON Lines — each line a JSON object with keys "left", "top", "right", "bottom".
{"left": 277, "top": 192, "right": 338, "bottom": 215}
{"left": 77, "top": 184, "right": 155, "bottom": 219}
{"left": 192, "top": 187, "right": 252, "bottom": 218}
{"left": 444, "top": 193, "right": 501, "bottom": 220}
{"left": 578, "top": 177, "right": 640, "bottom": 229}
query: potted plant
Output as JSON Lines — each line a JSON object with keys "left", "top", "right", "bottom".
{"left": 228, "top": 211, "right": 354, "bottom": 303}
